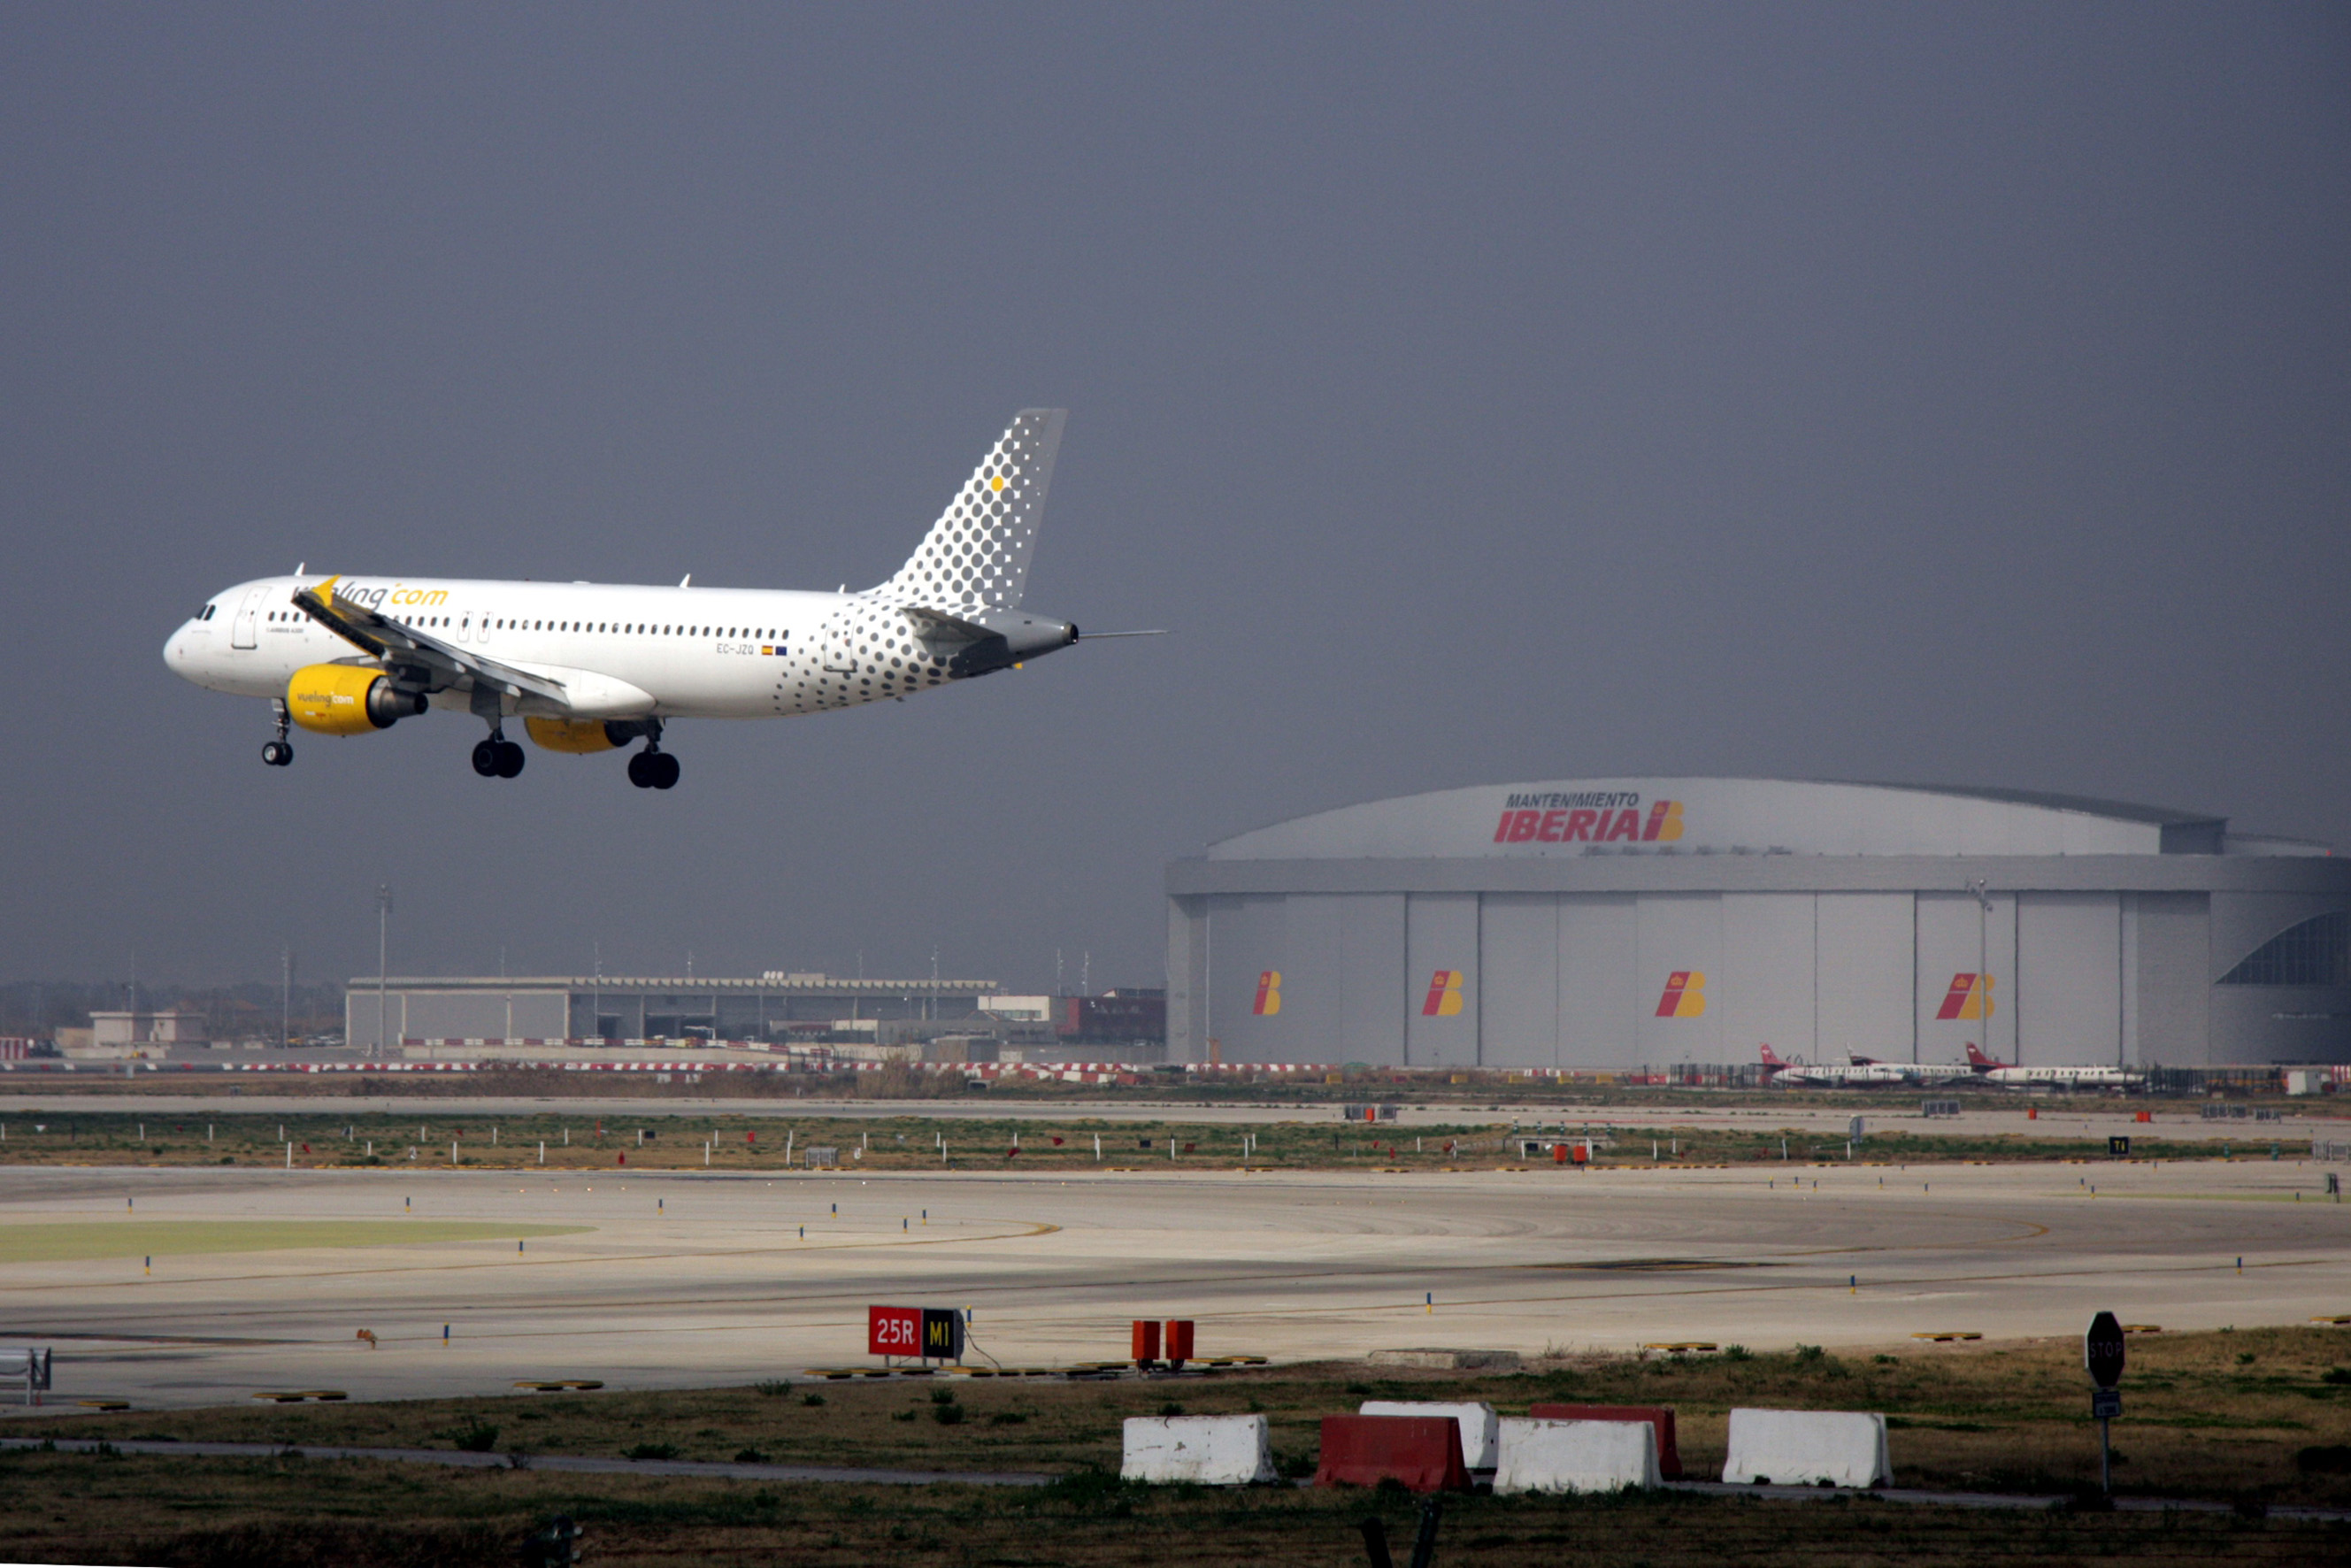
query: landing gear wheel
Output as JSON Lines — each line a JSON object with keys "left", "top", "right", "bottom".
{"left": 627, "top": 749, "right": 679, "bottom": 789}
{"left": 494, "top": 740, "right": 526, "bottom": 778}
{"left": 472, "top": 740, "right": 501, "bottom": 777}
{"left": 261, "top": 740, "right": 293, "bottom": 767}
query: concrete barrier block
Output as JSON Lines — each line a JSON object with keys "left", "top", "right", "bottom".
{"left": 1120, "top": 1414, "right": 1275, "bottom": 1485}
{"left": 1315, "top": 1415, "right": 1471, "bottom": 1493}
{"left": 1528, "top": 1403, "right": 1680, "bottom": 1479}
{"left": 1720, "top": 1408, "right": 1891, "bottom": 1487}
{"left": 1494, "top": 1418, "right": 1660, "bottom": 1494}
{"left": 1358, "top": 1400, "right": 1500, "bottom": 1471}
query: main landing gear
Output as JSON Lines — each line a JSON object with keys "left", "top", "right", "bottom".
{"left": 262, "top": 700, "right": 293, "bottom": 767}
{"left": 626, "top": 745, "right": 680, "bottom": 790}
{"left": 472, "top": 729, "right": 526, "bottom": 779}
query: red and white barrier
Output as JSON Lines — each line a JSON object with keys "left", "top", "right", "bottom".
{"left": 1528, "top": 1403, "right": 1680, "bottom": 1479}
{"left": 1120, "top": 1415, "right": 1275, "bottom": 1485}
{"left": 1357, "top": 1401, "right": 1499, "bottom": 1471}
{"left": 1494, "top": 1418, "right": 1660, "bottom": 1494}
{"left": 1314, "top": 1415, "right": 1470, "bottom": 1493}
{"left": 1721, "top": 1409, "right": 1890, "bottom": 1487}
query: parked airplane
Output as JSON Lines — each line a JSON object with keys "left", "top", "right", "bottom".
{"left": 1758, "top": 1045, "right": 1971, "bottom": 1087}
{"left": 1757, "top": 1044, "right": 1912, "bottom": 1087}
{"left": 1964, "top": 1042, "right": 2146, "bottom": 1090}
{"left": 163, "top": 410, "right": 1145, "bottom": 788}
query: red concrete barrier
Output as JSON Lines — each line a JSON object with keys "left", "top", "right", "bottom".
{"left": 1528, "top": 1404, "right": 1680, "bottom": 1479}
{"left": 1315, "top": 1415, "right": 1471, "bottom": 1493}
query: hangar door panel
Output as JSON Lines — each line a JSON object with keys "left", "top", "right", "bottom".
{"left": 403, "top": 991, "right": 565, "bottom": 1041}
{"left": 1635, "top": 895, "right": 1722, "bottom": 1062}
{"left": 1168, "top": 901, "right": 1202, "bottom": 1060}
{"left": 2017, "top": 893, "right": 2121, "bottom": 1065}
{"left": 1916, "top": 892, "right": 2017, "bottom": 1063}
{"left": 1286, "top": 895, "right": 1407, "bottom": 1066}
{"left": 1816, "top": 894, "right": 1914, "bottom": 1060}
{"left": 2130, "top": 893, "right": 2207, "bottom": 1066}
{"left": 1202, "top": 895, "right": 1292, "bottom": 1062}
{"left": 1406, "top": 894, "right": 1480, "bottom": 1065}
{"left": 1479, "top": 895, "right": 1558, "bottom": 1067}
{"left": 1559, "top": 896, "right": 1638, "bottom": 1068}
{"left": 1720, "top": 895, "right": 1814, "bottom": 1063}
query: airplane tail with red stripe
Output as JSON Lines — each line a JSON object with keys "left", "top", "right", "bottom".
{"left": 1964, "top": 1041, "right": 2010, "bottom": 1072}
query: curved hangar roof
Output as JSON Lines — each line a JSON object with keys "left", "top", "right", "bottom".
{"left": 1208, "top": 779, "right": 2323, "bottom": 861}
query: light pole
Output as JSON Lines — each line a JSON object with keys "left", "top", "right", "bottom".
{"left": 375, "top": 885, "right": 393, "bottom": 1057}
{"left": 281, "top": 946, "right": 292, "bottom": 1050}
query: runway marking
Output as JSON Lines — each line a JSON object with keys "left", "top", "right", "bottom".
{"left": 35, "top": 1249, "right": 2340, "bottom": 1353}
{"left": 0, "top": 1220, "right": 1063, "bottom": 1295}
{"left": 0, "top": 1219, "right": 589, "bottom": 1264}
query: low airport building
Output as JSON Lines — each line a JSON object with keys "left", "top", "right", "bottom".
{"left": 1165, "top": 778, "right": 2351, "bottom": 1069}
{"left": 343, "top": 972, "right": 998, "bottom": 1049}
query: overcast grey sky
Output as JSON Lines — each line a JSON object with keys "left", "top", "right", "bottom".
{"left": 2, "top": 4, "right": 2344, "bottom": 995}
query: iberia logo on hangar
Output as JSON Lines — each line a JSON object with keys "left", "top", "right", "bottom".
{"left": 1493, "top": 791, "right": 1684, "bottom": 845}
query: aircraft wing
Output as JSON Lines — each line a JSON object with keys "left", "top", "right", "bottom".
{"left": 292, "top": 581, "right": 571, "bottom": 707}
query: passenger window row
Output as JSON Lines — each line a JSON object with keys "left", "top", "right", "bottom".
{"left": 253, "top": 600, "right": 791, "bottom": 642}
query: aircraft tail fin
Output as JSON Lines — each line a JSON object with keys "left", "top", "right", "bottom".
{"left": 1964, "top": 1041, "right": 2005, "bottom": 1072}
{"left": 1758, "top": 1044, "right": 1785, "bottom": 1067}
{"left": 880, "top": 409, "right": 1067, "bottom": 611}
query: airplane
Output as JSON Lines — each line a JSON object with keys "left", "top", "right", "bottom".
{"left": 1964, "top": 1042, "right": 2145, "bottom": 1090}
{"left": 1757, "top": 1045, "right": 1971, "bottom": 1088}
{"left": 1757, "top": 1044, "right": 1911, "bottom": 1088}
{"left": 163, "top": 410, "right": 1144, "bottom": 789}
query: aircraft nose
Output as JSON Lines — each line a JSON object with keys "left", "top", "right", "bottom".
{"left": 163, "top": 623, "right": 191, "bottom": 667}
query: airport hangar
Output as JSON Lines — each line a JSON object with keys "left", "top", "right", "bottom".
{"left": 343, "top": 972, "right": 999, "bottom": 1049}
{"left": 1165, "top": 778, "right": 2351, "bottom": 1070}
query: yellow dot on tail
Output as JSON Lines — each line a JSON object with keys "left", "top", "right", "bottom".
{"left": 989, "top": 475, "right": 1006, "bottom": 492}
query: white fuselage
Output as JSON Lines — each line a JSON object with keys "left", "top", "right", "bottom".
{"left": 165, "top": 574, "right": 951, "bottom": 721}
{"left": 1770, "top": 1062, "right": 1914, "bottom": 1088}
{"left": 1985, "top": 1065, "right": 2146, "bottom": 1089}
{"left": 160, "top": 408, "right": 1088, "bottom": 783}
{"left": 1767, "top": 1058, "right": 1975, "bottom": 1088}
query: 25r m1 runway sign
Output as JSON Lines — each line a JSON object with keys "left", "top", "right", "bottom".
{"left": 868, "top": 1305, "right": 965, "bottom": 1360}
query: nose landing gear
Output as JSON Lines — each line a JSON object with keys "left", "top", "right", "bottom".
{"left": 626, "top": 746, "right": 680, "bottom": 790}
{"left": 471, "top": 729, "right": 526, "bottom": 779}
{"left": 262, "top": 700, "right": 293, "bottom": 767}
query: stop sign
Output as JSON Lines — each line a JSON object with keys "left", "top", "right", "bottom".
{"left": 2085, "top": 1311, "right": 2126, "bottom": 1389}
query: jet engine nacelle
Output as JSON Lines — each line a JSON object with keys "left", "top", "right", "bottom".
{"left": 525, "top": 717, "right": 625, "bottom": 753}
{"left": 287, "top": 665, "right": 426, "bottom": 735}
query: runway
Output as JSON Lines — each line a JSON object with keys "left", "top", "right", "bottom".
{"left": 0, "top": 1089, "right": 2329, "bottom": 1143}
{"left": 1, "top": 1158, "right": 2346, "bottom": 1412}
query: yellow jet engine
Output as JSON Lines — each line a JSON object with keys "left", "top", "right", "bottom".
{"left": 286, "top": 665, "right": 426, "bottom": 735}
{"left": 524, "top": 718, "right": 623, "bottom": 753}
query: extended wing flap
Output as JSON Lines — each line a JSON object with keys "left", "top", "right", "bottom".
{"left": 291, "top": 582, "right": 570, "bottom": 705}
